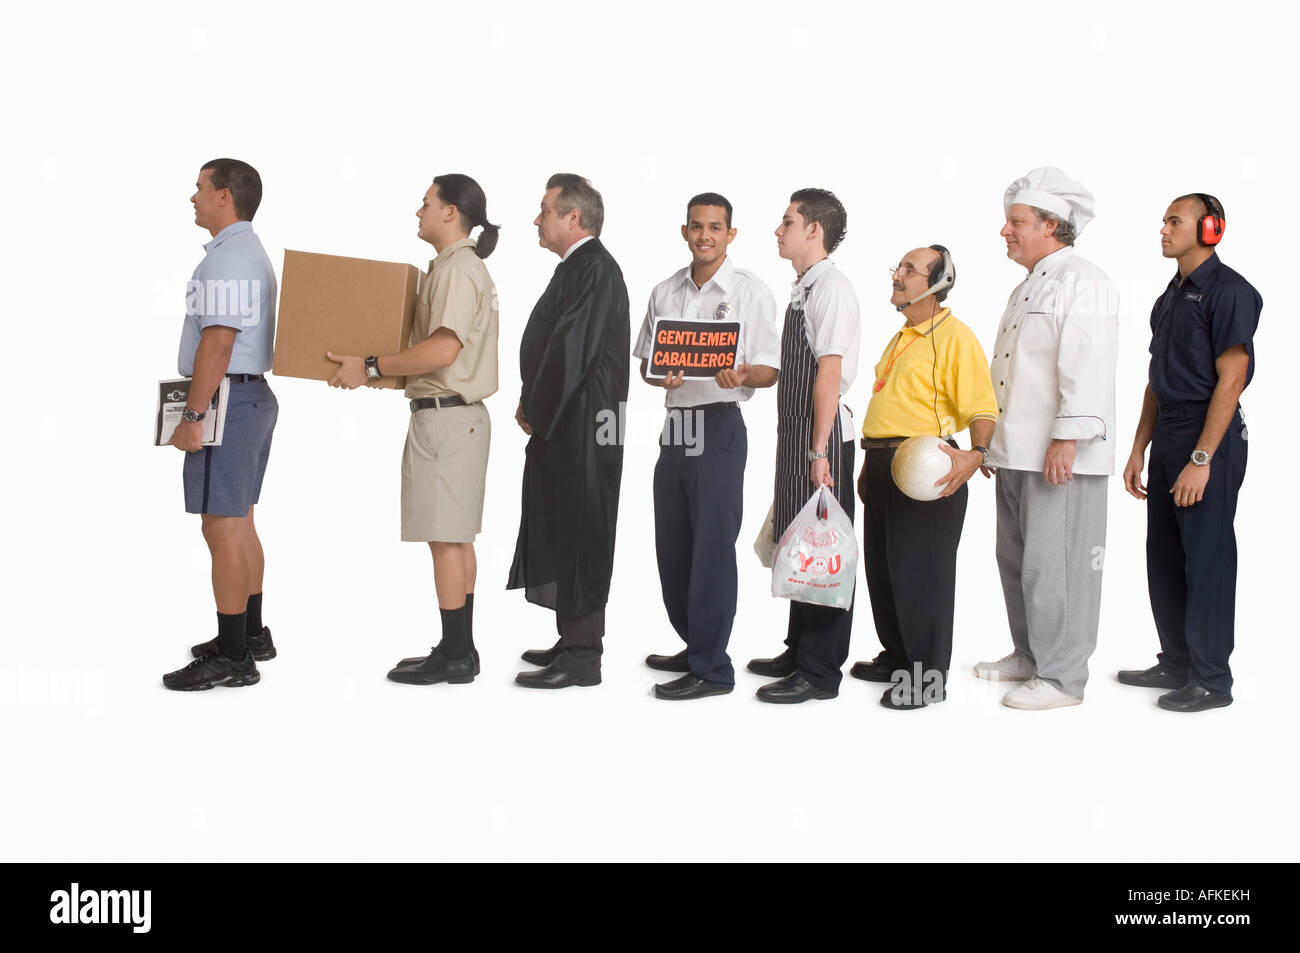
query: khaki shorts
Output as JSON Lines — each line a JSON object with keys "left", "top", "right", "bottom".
{"left": 401, "top": 402, "right": 490, "bottom": 542}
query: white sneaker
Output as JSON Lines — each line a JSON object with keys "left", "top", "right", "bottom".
{"left": 973, "top": 651, "right": 1035, "bottom": 681}
{"left": 1002, "top": 676, "right": 1082, "bottom": 710}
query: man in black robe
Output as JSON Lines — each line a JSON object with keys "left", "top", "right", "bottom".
{"left": 510, "top": 173, "right": 630, "bottom": 689}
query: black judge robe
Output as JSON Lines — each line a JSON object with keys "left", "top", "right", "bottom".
{"left": 507, "top": 238, "right": 630, "bottom": 618}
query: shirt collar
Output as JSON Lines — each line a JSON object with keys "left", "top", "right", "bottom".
{"left": 562, "top": 235, "right": 596, "bottom": 261}
{"left": 794, "top": 257, "right": 833, "bottom": 293}
{"left": 203, "top": 220, "right": 252, "bottom": 253}
{"left": 680, "top": 255, "right": 735, "bottom": 294}
{"left": 433, "top": 236, "right": 477, "bottom": 266}
{"left": 1181, "top": 252, "right": 1221, "bottom": 288}
{"left": 899, "top": 307, "right": 952, "bottom": 337}
{"left": 1028, "top": 245, "right": 1074, "bottom": 276}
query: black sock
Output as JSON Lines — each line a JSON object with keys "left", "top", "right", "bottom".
{"left": 465, "top": 593, "right": 475, "bottom": 654}
{"left": 438, "top": 605, "right": 470, "bottom": 660}
{"left": 216, "top": 611, "right": 248, "bottom": 660}
{"left": 246, "top": 592, "right": 263, "bottom": 639}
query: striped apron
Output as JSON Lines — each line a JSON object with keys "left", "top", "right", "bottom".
{"left": 773, "top": 281, "right": 844, "bottom": 541}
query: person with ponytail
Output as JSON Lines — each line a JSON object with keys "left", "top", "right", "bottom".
{"left": 326, "top": 174, "right": 500, "bottom": 685}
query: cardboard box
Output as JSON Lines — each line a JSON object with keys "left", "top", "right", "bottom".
{"left": 273, "top": 250, "right": 423, "bottom": 389}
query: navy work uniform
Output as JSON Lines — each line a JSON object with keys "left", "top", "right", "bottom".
{"left": 634, "top": 258, "right": 780, "bottom": 685}
{"left": 1146, "top": 252, "right": 1261, "bottom": 694}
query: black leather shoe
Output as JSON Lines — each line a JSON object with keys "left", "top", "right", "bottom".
{"left": 192, "top": 626, "right": 276, "bottom": 662}
{"left": 653, "top": 674, "right": 733, "bottom": 700}
{"left": 164, "top": 651, "right": 260, "bottom": 691}
{"left": 521, "top": 640, "right": 562, "bottom": 667}
{"left": 1117, "top": 663, "right": 1185, "bottom": 690}
{"left": 397, "top": 648, "right": 480, "bottom": 676}
{"left": 387, "top": 649, "right": 475, "bottom": 685}
{"left": 646, "top": 649, "right": 689, "bottom": 673}
{"left": 850, "top": 652, "right": 903, "bottom": 683}
{"left": 1158, "top": 683, "right": 1233, "bottom": 712}
{"left": 755, "top": 673, "right": 836, "bottom": 704}
{"left": 879, "top": 683, "right": 946, "bottom": 710}
{"left": 515, "top": 662, "right": 601, "bottom": 690}
{"left": 747, "top": 648, "right": 797, "bottom": 678}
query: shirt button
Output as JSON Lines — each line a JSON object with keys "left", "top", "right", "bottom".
{"left": 1024, "top": 297, "right": 1028, "bottom": 301}
{"left": 1000, "top": 380, "right": 1004, "bottom": 386}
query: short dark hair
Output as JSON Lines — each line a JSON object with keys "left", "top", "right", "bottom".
{"left": 201, "top": 158, "right": 262, "bottom": 221}
{"left": 1173, "top": 192, "right": 1224, "bottom": 220}
{"left": 790, "top": 187, "right": 847, "bottom": 253}
{"left": 926, "top": 244, "right": 955, "bottom": 303}
{"left": 686, "top": 192, "right": 732, "bottom": 228}
{"left": 546, "top": 172, "right": 604, "bottom": 237}
{"left": 433, "top": 173, "right": 499, "bottom": 259}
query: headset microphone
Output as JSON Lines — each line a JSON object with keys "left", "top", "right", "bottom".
{"left": 895, "top": 246, "right": 956, "bottom": 312}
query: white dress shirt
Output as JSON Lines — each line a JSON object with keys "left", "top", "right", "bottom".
{"left": 986, "top": 246, "right": 1120, "bottom": 476}
{"left": 562, "top": 235, "right": 595, "bottom": 261}
{"left": 634, "top": 256, "right": 781, "bottom": 407}
{"left": 792, "top": 258, "right": 861, "bottom": 435}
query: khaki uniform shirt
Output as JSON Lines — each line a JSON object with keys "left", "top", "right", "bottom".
{"left": 404, "top": 237, "right": 499, "bottom": 402}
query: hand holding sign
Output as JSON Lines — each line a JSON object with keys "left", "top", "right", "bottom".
{"left": 660, "top": 370, "right": 686, "bottom": 389}
{"left": 648, "top": 318, "right": 741, "bottom": 379}
{"left": 715, "top": 363, "right": 750, "bottom": 389}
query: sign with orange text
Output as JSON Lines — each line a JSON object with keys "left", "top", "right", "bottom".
{"left": 647, "top": 318, "right": 741, "bottom": 379}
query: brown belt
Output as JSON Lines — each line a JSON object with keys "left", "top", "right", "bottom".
{"left": 861, "top": 437, "right": 906, "bottom": 450}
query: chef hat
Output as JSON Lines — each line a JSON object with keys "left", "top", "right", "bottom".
{"left": 1004, "top": 167, "right": 1095, "bottom": 237}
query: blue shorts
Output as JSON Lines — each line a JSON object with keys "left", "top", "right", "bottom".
{"left": 183, "top": 379, "right": 278, "bottom": 516}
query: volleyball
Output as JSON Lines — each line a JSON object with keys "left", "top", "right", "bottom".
{"left": 891, "top": 435, "right": 953, "bottom": 502}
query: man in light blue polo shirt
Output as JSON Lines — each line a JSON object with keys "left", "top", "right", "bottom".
{"left": 163, "top": 158, "right": 279, "bottom": 692}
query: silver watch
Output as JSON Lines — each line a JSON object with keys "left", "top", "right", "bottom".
{"left": 1190, "top": 449, "right": 1211, "bottom": 466}
{"left": 807, "top": 449, "right": 828, "bottom": 461}
{"left": 365, "top": 355, "right": 381, "bottom": 380}
{"left": 181, "top": 407, "right": 205, "bottom": 423}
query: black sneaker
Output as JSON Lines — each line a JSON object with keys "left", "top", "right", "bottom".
{"left": 163, "top": 651, "right": 260, "bottom": 691}
{"left": 192, "top": 626, "right": 277, "bottom": 661}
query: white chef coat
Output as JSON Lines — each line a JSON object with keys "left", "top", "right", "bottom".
{"left": 986, "top": 246, "right": 1120, "bottom": 476}
{"left": 791, "top": 258, "right": 861, "bottom": 434}
{"left": 634, "top": 257, "right": 781, "bottom": 408}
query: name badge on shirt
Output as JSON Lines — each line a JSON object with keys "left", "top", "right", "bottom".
{"left": 1183, "top": 292, "right": 1203, "bottom": 302}
{"left": 713, "top": 301, "right": 731, "bottom": 321}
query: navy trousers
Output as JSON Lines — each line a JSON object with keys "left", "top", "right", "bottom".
{"left": 1147, "top": 402, "right": 1248, "bottom": 694}
{"left": 653, "top": 404, "right": 747, "bottom": 685}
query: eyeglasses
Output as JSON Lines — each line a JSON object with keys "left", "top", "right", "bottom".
{"left": 887, "top": 263, "right": 928, "bottom": 279}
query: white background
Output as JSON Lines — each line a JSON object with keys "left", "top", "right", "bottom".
{"left": 2, "top": 0, "right": 1295, "bottom": 861}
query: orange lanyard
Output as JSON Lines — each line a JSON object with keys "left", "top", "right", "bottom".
{"left": 874, "top": 332, "right": 922, "bottom": 392}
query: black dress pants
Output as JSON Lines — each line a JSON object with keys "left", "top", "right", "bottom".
{"left": 860, "top": 444, "right": 967, "bottom": 686}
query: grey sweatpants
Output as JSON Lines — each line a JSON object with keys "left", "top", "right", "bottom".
{"left": 995, "top": 469, "right": 1108, "bottom": 698}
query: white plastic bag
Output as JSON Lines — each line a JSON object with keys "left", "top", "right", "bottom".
{"left": 771, "top": 488, "right": 857, "bottom": 610}
{"left": 753, "top": 501, "right": 777, "bottom": 569}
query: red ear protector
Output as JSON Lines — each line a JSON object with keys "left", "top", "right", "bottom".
{"left": 1195, "top": 193, "right": 1225, "bottom": 246}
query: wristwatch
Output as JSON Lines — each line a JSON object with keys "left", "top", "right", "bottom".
{"left": 1190, "top": 449, "right": 1211, "bottom": 466}
{"left": 181, "top": 407, "right": 205, "bottom": 423}
{"left": 974, "top": 444, "right": 990, "bottom": 466}
{"left": 365, "top": 356, "right": 382, "bottom": 380}
{"left": 807, "top": 449, "right": 828, "bottom": 461}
